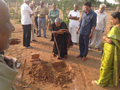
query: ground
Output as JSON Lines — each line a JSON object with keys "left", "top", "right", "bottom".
{"left": 4, "top": 10, "right": 120, "bottom": 90}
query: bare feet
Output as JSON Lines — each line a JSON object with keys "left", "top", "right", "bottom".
{"left": 82, "top": 57, "right": 87, "bottom": 61}
{"left": 92, "top": 80, "right": 98, "bottom": 85}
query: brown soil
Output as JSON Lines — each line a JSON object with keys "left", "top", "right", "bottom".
{"left": 28, "top": 60, "right": 73, "bottom": 87}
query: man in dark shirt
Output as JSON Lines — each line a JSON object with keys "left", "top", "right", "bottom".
{"left": 76, "top": 1, "right": 97, "bottom": 61}
{"left": 52, "top": 18, "right": 72, "bottom": 60}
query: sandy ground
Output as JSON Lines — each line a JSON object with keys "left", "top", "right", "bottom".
{"left": 4, "top": 10, "right": 120, "bottom": 90}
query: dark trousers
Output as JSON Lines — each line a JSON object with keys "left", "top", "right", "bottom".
{"left": 51, "top": 33, "right": 54, "bottom": 40}
{"left": 35, "top": 16, "right": 38, "bottom": 29}
{"left": 0, "top": 51, "right": 4, "bottom": 55}
{"left": 22, "top": 24, "right": 31, "bottom": 47}
{"left": 79, "top": 35, "right": 89, "bottom": 57}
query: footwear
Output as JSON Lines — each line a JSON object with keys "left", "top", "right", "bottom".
{"left": 62, "top": 58, "right": 67, "bottom": 60}
{"left": 52, "top": 53, "right": 57, "bottom": 57}
{"left": 95, "top": 48, "right": 100, "bottom": 51}
{"left": 88, "top": 47, "right": 91, "bottom": 51}
{"left": 26, "top": 46, "right": 32, "bottom": 49}
{"left": 76, "top": 55, "right": 82, "bottom": 58}
{"left": 36, "top": 35, "right": 41, "bottom": 37}
{"left": 82, "top": 57, "right": 87, "bottom": 61}
{"left": 44, "top": 36, "right": 47, "bottom": 38}
{"left": 50, "top": 39, "right": 54, "bottom": 41}
{"left": 32, "top": 40, "right": 37, "bottom": 42}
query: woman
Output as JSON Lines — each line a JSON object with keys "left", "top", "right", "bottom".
{"left": 92, "top": 12, "right": 120, "bottom": 87}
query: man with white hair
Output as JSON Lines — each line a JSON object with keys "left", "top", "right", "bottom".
{"left": 21, "top": 0, "right": 34, "bottom": 48}
{"left": 89, "top": 4, "right": 107, "bottom": 51}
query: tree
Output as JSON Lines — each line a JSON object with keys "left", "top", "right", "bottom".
{"left": 115, "top": 0, "right": 120, "bottom": 3}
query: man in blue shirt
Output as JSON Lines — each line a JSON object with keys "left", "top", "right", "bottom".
{"left": 76, "top": 1, "right": 97, "bottom": 61}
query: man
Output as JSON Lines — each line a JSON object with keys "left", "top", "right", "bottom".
{"left": 35, "top": 1, "right": 48, "bottom": 37}
{"left": 89, "top": 4, "right": 107, "bottom": 51}
{"left": 68, "top": 4, "right": 80, "bottom": 44}
{"left": 48, "top": 3, "right": 59, "bottom": 41}
{"left": 31, "top": 0, "right": 38, "bottom": 31}
{"left": 52, "top": 18, "right": 72, "bottom": 60}
{"left": 76, "top": 1, "right": 97, "bottom": 61}
{"left": 0, "top": 0, "right": 18, "bottom": 89}
{"left": 21, "top": 0, "right": 34, "bottom": 48}
{"left": 29, "top": 3, "right": 36, "bottom": 41}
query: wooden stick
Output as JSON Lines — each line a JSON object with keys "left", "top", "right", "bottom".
{"left": 21, "top": 59, "right": 27, "bottom": 83}
{"left": 53, "top": 34, "right": 61, "bottom": 58}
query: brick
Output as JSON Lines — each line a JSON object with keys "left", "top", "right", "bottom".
{"left": 30, "top": 58, "right": 40, "bottom": 62}
{"left": 31, "top": 53, "right": 39, "bottom": 59}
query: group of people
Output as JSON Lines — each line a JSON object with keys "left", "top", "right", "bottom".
{"left": 0, "top": 0, "right": 120, "bottom": 89}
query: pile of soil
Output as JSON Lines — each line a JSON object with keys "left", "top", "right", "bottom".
{"left": 28, "top": 60, "right": 73, "bottom": 87}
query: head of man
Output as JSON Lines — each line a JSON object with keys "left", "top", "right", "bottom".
{"left": 29, "top": 3, "right": 33, "bottom": 9}
{"left": 24, "top": 0, "right": 29, "bottom": 5}
{"left": 0, "top": 1, "right": 15, "bottom": 52}
{"left": 55, "top": 18, "right": 61, "bottom": 27}
{"left": 31, "top": 0, "right": 36, "bottom": 7}
{"left": 40, "top": 1, "right": 44, "bottom": 7}
{"left": 84, "top": 1, "right": 91, "bottom": 12}
{"left": 74, "top": 4, "right": 78, "bottom": 11}
{"left": 52, "top": 3, "right": 56, "bottom": 10}
{"left": 99, "top": 4, "right": 106, "bottom": 13}
{"left": 111, "top": 12, "right": 120, "bottom": 25}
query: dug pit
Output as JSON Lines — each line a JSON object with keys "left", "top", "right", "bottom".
{"left": 28, "top": 60, "right": 73, "bottom": 87}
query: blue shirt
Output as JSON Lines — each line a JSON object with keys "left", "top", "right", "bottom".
{"left": 79, "top": 9, "right": 97, "bottom": 35}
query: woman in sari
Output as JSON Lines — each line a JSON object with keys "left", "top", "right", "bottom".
{"left": 52, "top": 18, "right": 72, "bottom": 60}
{"left": 92, "top": 12, "right": 120, "bottom": 87}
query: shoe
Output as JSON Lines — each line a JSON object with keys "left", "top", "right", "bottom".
{"left": 52, "top": 53, "right": 57, "bottom": 57}
{"left": 95, "top": 48, "right": 100, "bottom": 51}
{"left": 82, "top": 57, "right": 87, "bottom": 61}
{"left": 44, "top": 36, "right": 47, "bottom": 38}
{"left": 76, "top": 55, "right": 82, "bottom": 58}
{"left": 37, "top": 35, "right": 41, "bottom": 37}
{"left": 32, "top": 40, "right": 37, "bottom": 42}
{"left": 50, "top": 39, "right": 54, "bottom": 41}
{"left": 62, "top": 58, "right": 67, "bottom": 60}
{"left": 26, "top": 46, "right": 32, "bottom": 49}
{"left": 88, "top": 47, "right": 91, "bottom": 51}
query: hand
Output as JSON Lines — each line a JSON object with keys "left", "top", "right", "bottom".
{"left": 102, "top": 36, "right": 106, "bottom": 41}
{"left": 76, "top": 30, "right": 79, "bottom": 34}
{"left": 89, "top": 33, "right": 93, "bottom": 39}
{"left": 10, "top": 38, "right": 21, "bottom": 45}
{"left": 58, "top": 30, "right": 65, "bottom": 34}
{"left": 4, "top": 56, "right": 14, "bottom": 68}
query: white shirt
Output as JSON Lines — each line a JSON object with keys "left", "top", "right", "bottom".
{"left": 68, "top": 10, "right": 80, "bottom": 28}
{"left": 21, "top": 3, "right": 33, "bottom": 25}
{"left": 95, "top": 10, "right": 107, "bottom": 31}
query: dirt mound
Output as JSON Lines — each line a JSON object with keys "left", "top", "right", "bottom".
{"left": 28, "top": 60, "right": 73, "bottom": 87}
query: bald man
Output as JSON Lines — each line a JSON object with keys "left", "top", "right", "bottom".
{"left": 68, "top": 4, "right": 80, "bottom": 44}
{"left": 21, "top": 0, "right": 34, "bottom": 48}
{"left": 0, "top": 0, "right": 18, "bottom": 90}
{"left": 89, "top": 4, "right": 107, "bottom": 51}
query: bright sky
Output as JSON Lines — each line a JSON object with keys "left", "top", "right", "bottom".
{"left": 99, "top": 0, "right": 118, "bottom": 4}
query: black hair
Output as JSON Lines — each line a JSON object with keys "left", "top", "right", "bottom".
{"left": 111, "top": 12, "right": 120, "bottom": 21}
{"left": 84, "top": 1, "right": 92, "bottom": 7}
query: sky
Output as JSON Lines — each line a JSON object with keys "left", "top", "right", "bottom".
{"left": 99, "top": 0, "right": 118, "bottom": 4}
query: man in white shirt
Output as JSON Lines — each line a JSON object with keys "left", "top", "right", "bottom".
{"left": 21, "top": 0, "right": 33, "bottom": 48}
{"left": 68, "top": 4, "right": 80, "bottom": 44}
{"left": 89, "top": 4, "right": 107, "bottom": 50}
